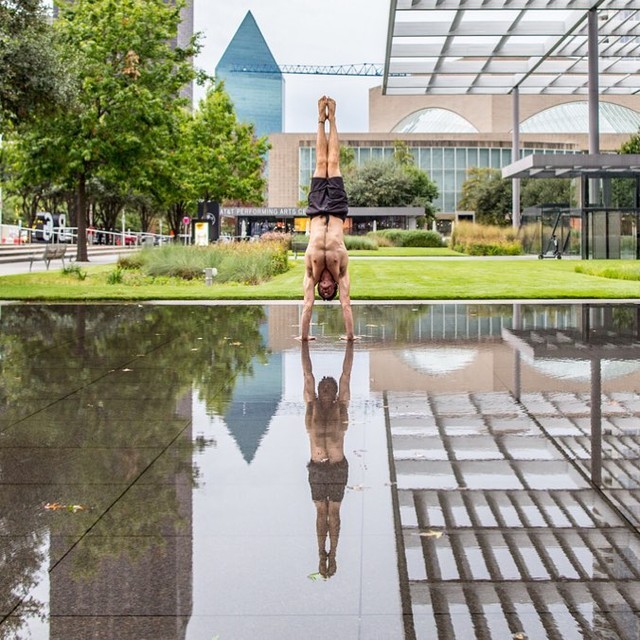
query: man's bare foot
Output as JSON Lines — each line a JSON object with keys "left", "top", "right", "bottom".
{"left": 296, "top": 335, "right": 317, "bottom": 342}
{"left": 318, "top": 96, "right": 327, "bottom": 122}
{"left": 340, "top": 335, "right": 359, "bottom": 341}
{"left": 327, "top": 97, "right": 336, "bottom": 121}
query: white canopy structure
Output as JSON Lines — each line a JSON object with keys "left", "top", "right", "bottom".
{"left": 384, "top": 1, "right": 640, "bottom": 233}
{"left": 502, "top": 152, "right": 640, "bottom": 179}
{"left": 384, "top": 1, "right": 640, "bottom": 97}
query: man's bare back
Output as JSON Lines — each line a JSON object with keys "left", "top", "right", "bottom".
{"left": 305, "top": 215, "right": 348, "bottom": 287}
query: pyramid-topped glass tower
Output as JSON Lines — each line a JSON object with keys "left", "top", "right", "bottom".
{"left": 215, "top": 11, "right": 285, "bottom": 138}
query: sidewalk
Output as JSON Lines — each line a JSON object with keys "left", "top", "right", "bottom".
{"left": 0, "top": 246, "right": 126, "bottom": 276}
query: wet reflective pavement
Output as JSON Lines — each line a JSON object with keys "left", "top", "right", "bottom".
{"left": 1, "top": 302, "right": 640, "bottom": 639}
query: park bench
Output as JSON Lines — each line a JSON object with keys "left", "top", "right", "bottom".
{"left": 29, "top": 244, "right": 69, "bottom": 271}
{"left": 291, "top": 237, "right": 308, "bottom": 259}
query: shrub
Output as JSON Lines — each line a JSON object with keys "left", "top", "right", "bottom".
{"left": 369, "top": 229, "right": 444, "bottom": 248}
{"left": 400, "top": 230, "right": 444, "bottom": 248}
{"left": 344, "top": 235, "right": 378, "bottom": 250}
{"left": 451, "top": 221, "right": 523, "bottom": 256}
{"left": 369, "top": 233, "right": 394, "bottom": 248}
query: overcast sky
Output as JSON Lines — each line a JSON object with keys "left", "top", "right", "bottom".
{"left": 193, "top": 0, "right": 390, "bottom": 133}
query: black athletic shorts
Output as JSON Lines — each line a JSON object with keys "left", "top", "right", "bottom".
{"left": 306, "top": 176, "right": 349, "bottom": 222}
{"left": 308, "top": 458, "right": 349, "bottom": 503}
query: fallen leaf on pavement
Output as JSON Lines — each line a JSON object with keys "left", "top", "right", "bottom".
{"left": 307, "top": 572, "right": 326, "bottom": 582}
{"left": 44, "top": 503, "right": 87, "bottom": 513}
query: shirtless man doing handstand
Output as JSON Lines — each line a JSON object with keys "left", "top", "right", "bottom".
{"left": 299, "top": 96, "right": 355, "bottom": 341}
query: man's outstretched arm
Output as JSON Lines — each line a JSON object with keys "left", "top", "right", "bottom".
{"left": 338, "top": 269, "right": 355, "bottom": 341}
{"left": 338, "top": 340, "right": 354, "bottom": 405}
{"left": 298, "top": 266, "right": 316, "bottom": 341}
{"left": 301, "top": 340, "right": 316, "bottom": 403}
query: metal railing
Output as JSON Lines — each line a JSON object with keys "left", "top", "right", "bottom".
{"left": 0, "top": 224, "right": 173, "bottom": 247}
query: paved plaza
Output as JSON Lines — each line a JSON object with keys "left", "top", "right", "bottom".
{"left": 0, "top": 302, "right": 638, "bottom": 639}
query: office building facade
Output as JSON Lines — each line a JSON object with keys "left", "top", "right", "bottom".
{"left": 268, "top": 89, "right": 640, "bottom": 214}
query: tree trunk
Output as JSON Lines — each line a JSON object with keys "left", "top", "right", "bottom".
{"left": 167, "top": 202, "right": 187, "bottom": 238}
{"left": 76, "top": 173, "right": 88, "bottom": 262}
{"left": 139, "top": 203, "right": 154, "bottom": 232}
{"left": 65, "top": 191, "right": 76, "bottom": 226}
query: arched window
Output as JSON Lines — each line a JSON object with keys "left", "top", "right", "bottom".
{"left": 393, "top": 108, "right": 479, "bottom": 134}
{"left": 520, "top": 102, "right": 640, "bottom": 134}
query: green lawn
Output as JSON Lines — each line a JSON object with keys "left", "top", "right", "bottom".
{"left": 340, "top": 247, "right": 462, "bottom": 258}
{"left": 1, "top": 257, "right": 639, "bottom": 300}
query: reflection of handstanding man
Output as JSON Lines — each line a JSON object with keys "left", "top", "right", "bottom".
{"left": 302, "top": 340, "right": 353, "bottom": 578}
{"left": 299, "top": 96, "right": 355, "bottom": 342}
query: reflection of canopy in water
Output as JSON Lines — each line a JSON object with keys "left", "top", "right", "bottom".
{"left": 521, "top": 353, "right": 640, "bottom": 383}
{"left": 398, "top": 347, "right": 478, "bottom": 375}
{"left": 224, "top": 354, "right": 283, "bottom": 463}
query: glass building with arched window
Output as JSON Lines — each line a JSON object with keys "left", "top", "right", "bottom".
{"left": 299, "top": 143, "right": 570, "bottom": 213}
{"left": 268, "top": 92, "right": 640, "bottom": 220}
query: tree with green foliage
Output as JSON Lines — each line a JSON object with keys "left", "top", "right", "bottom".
{"left": 26, "top": 0, "right": 200, "bottom": 260}
{"left": 614, "top": 130, "right": 640, "bottom": 208}
{"left": 344, "top": 155, "right": 438, "bottom": 221}
{"left": 0, "top": 0, "right": 68, "bottom": 126}
{"left": 619, "top": 129, "right": 640, "bottom": 154}
{"left": 138, "top": 83, "right": 270, "bottom": 238}
{"left": 339, "top": 145, "right": 355, "bottom": 172}
{"left": 188, "top": 83, "right": 269, "bottom": 205}
{"left": 521, "top": 177, "right": 573, "bottom": 209}
{"left": 392, "top": 139, "right": 415, "bottom": 167}
{"left": 459, "top": 167, "right": 512, "bottom": 226}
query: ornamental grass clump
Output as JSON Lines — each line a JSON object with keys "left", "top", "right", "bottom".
{"left": 117, "top": 252, "right": 145, "bottom": 270}
{"left": 127, "top": 241, "right": 290, "bottom": 284}
{"left": 451, "top": 221, "right": 522, "bottom": 256}
{"left": 344, "top": 235, "right": 378, "bottom": 250}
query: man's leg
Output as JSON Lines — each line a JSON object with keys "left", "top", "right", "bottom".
{"left": 327, "top": 97, "right": 341, "bottom": 178}
{"left": 314, "top": 96, "right": 328, "bottom": 178}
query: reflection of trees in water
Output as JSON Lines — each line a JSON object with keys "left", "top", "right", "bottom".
{"left": 611, "top": 305, "right": 637, "bottom": 331}
{"left": 189, "top": 306, "right": 269, "bottom": 415}
{"left": 0, "top": 305, "right": 267, "bottom": 425}
{"left": 0, "top": 531, "right": 47, "bottom": 639}
{"left": 0, "top": 304, "right": 267, "bottom": 633}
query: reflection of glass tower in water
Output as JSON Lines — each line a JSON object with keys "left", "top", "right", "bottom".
{"left": 215, "top": 11, "right": 285, "bottom": 137}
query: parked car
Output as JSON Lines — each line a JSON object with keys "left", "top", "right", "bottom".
{"left": 115, "top": 233, "right": 138, "bottom": 246}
